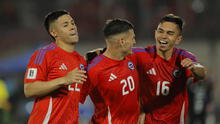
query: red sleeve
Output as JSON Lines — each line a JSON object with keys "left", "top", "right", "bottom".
{"left": 24, "top": 50, "right": 48, "bottom": 83}
{"left": 80, "top": 67, "right": 99, "bottom": 104}
{"left": 182, "top": 51, "right": 199, "bottom": 82}
{"left": 131, "top": 47, "right": 145, "bottom": 66}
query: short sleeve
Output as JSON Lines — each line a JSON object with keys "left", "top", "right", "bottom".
{"left": 183, "top": 51, "right": 199, "bottom": 82}
{"left": 24, "top": 50, "right": 48, "bottom": 83}
{"left": 80, "top": 67, "right": 99, "bottom": 104}
{"left": 131, "top": 47, "right": 146, "bottom": 66}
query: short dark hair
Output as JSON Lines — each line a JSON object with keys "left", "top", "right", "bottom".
{"left": 44, "top": 10, "right": 69, "bottom": 40}
{"left": 160, "top": 14, "right": 184, "bottom": 32}
{"left": 104, "top": 18, "right": 134, "bottom": 38}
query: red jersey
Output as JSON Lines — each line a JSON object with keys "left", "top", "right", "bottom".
{"left": 132, "top": 46, "right": 198, "bottom": 124}
{"left": 24, "top": 43, "right": 86, "bottom": 124}
{"left": 81, "top": 54, "right": 140, "bottom": 124}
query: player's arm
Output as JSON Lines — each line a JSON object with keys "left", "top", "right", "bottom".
{"left": 138, "top": 112, "right": 145, "bottom": 124}
{"left": 181, "top": 58, "right": 207, "bottom": 80}
{"left": 138, "top": 104, "right": 145, "bottom": 124}
{"left": 86, "top": 48, "right": 106, "bottom": 63}
{"left": 24, "top": 68, "right": 87, "bottom": 98}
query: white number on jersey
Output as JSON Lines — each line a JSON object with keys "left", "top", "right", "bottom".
{"left": 68, "top": 84, "right": 80, "bottom": 92}
{"left": 120, "top": 76, "right": 135, "bottom": 96}
{"left": 156, "top": 81, "right": 170, "bottom": 96}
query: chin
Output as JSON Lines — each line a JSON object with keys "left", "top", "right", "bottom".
{"left": 71, "top": 38, "right": 79, "bottom": 43}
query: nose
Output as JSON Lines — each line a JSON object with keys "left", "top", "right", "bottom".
{"left": 70, "top": 24, "right": 76, "bottom": 31}
{"left": 70, "top": 25, "right": 75, "bottom": 31}
{"left": 161, "top": 32, "right": 168, "bottom": 39}
{"left": 133, "top": 40, "right": 136, "bottom": 45}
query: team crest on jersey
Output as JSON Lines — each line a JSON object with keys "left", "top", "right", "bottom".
{"left": 173, "top": 69, "right": 182, "bottom": 78}
{"left": 128, "top": 61, "right": 135, "bottom": 70}
{"left": 79, "top": 64, "right": 84, "bottom": 70}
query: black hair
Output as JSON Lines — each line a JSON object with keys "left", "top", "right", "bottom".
{"left": 160, "top": 14, "right": 184, "bottom": 32}
{"left": 103, "top": 18, "right": 134, "bottom": 38}
{"left": 44, "top": 10, "right": 69, "bottom": 40}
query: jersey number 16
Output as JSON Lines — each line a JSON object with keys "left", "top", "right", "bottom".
{"left": 156, "top": 81, "right": 170, "bottom": 96}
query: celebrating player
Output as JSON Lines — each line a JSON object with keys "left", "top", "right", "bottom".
{"left": 132, "top": 14, "right": 207, "bottom": 124}
{"left": 24, "top": 10, "right": 87, "bottom": 124}
{"left": 81, "top": 19, "right": 140, "bottom": 124}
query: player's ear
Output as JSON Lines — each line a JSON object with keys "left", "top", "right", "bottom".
{"left": 154, "top": 29, "right": 157, "bottom": 40}
{"left": 175, "top": 35, "right": 182, "bottom": 45}
{"left": 50, "top": 30, "right": 57, "bottom": 38}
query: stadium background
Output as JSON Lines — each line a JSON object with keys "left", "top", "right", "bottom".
{"left": 0, "top": 0, "right": 219, "bottom": 123}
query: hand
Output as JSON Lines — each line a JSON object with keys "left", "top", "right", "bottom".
{"left": 138, "top": 112, "right": 145, "bottom": 124}
{"left": 86, "top": 48, "right": 106, "bottom": 63}
{"left": 181, "top": 58, "right": 195, "bottom": 70}
{"left": 63, "top": 68, "right": 87, "bottom": 85}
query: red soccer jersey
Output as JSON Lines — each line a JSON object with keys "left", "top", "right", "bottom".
{"left": 24, "top": 43, "right": 86, "bottom": 124}
{"left": 132, "top": 46, "right": 198, "bottom": 124}
{"left": 81, "top": 54, "right": 140, "bottom": 124}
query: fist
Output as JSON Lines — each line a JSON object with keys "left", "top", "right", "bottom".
{"left": 181, "top": 58, "right": 195, "bottom": 70}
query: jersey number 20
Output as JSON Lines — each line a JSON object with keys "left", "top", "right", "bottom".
{"left": 120, "top": 76, "right": 135, "bottom": 96}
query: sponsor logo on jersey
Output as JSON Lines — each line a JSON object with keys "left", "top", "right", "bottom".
{"left": 128, "top": 61, "right": 135, "bottom": 70}
{"left": 146, "top": 68, "right": 156, "bottom": 75}
{"left": 27, "top": 68, "right": 37, "bottom": 79}
{"left": 59, "top": 63, "right": 68, "bottom": 70}
{"left": 173, "top": 69, "right": 182, "bottom": 78}
{"left": 79, "top": 64, "right": 84, "bottom": 70}
{"left": 108, "top": 73, "right": 117, "bottom": 82}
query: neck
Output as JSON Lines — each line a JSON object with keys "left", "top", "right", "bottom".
{"left": 157, "top": 48, "right": 174, "bottom": 60}
{"left": 103, "top": 47, "right": 124, "bottom": 60}
{"left": 55, "top": 40, "right": 75, "bottom": 52}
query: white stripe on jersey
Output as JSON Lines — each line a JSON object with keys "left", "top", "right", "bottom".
{"left": 179, "top": 101, "right": 185, "bottom": 124}
{"left": 108, "top": 106, "right": 112, "bottom": 124}
{"left": 43, "top": 97, "right": 53, "bottom": 124}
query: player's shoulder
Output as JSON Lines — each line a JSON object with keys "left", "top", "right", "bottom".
{"left": 173, "top": 47, "right": 196, "bottom": 60}
{"left": 87, "top": 55, "right": 106, "bottom": 72}
{"left": 35, "top": 43, "right": 58, "bottom": 54}
{"left": 31, "top": 43, "right": 58, "bottom": 64}
{"left": 132, "top": 45, "right": 156, "bottom": 54}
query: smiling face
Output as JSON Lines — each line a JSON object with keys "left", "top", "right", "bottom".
{"left": 155, "top": 21, "right": 182, "bottom": 54}
{"left": 50, "top": 14, "right": 79, "bottom": 44}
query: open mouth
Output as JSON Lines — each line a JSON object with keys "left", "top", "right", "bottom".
{"left": 159, "top": 40, "right": 168, "bottom": 45}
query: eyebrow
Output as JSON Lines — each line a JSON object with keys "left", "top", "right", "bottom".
{"left": 158, "top": 27, "right": 175, "bottom": 33}
{"left": 61, "top": 21, "right": 68, "bottom": 25}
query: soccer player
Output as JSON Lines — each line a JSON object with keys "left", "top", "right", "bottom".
{"left": 24, "top": 10, "right": 87, "bottom": 124}
{"left": 132, "top": 14, "right": 207, "bottom": 124}
{"left": 81, "top": 19, "right": 140, "bottom": 124}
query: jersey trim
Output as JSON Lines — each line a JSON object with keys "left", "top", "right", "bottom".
{"left": 179, "top": 101, "right": 185, "bottom": 124}
{"left": 87, "top": 55, "right": 104, "bottom": 71}
{"left": 34, "top": 43, "right": 57, "bottom": 65}
{"left": 43, "top": 97, "right": 53, "bottom": 124}
{"left": 132, "top": 47, "right": 146, "bottom": 53}
{"left": 108, "top": 106, "right": 112, "bottom": 124}
{"left": 174, "top": 48, "right": 196, "bottom": 61}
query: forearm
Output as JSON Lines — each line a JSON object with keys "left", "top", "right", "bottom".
{"left": 191, "top": 64, "right": 207, "bottom": 80}
{"left": 24, "top": 77, "right": 65, "bottom": 98}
